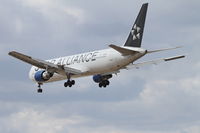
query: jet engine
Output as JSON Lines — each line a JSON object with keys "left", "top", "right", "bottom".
{"left": 93, "top": 74, "right": 112, "bottom": 83}
{"left": 34, "top": 70, "right": 53, "bottom": 82}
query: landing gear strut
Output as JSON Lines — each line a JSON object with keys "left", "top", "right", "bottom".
{"left": 99, "top": 80, "right": 110, "bottom": 88}
{"left": 64, "top": 73, "right": 75, "bottom": 87}
{"left": 37, "top": 83, "right": 43, "bottom": 93}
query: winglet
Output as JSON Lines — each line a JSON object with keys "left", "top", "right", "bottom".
{"left": 164, "top": 55, "right": 185, "bottom": 61}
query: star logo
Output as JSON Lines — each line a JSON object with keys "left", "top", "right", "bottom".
{"left": 131, "top": 24, "right": 141, "bottom": 40}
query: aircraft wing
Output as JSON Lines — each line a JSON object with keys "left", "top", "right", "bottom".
{"left": 125, "top": 55, "right": 185, "bottom": 69}
{"left": 147, "top": 46, "right": 183, "bottom": 54}
{"left": 8, "top": 51, "right": 82, "bottom": 75}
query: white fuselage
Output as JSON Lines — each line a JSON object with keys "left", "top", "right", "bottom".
{"left": 29, "top": 47, "right": 146, "bottom": 83}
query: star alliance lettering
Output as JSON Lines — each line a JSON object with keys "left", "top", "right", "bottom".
{"left": 49, "top": 51, "right": 99, "bottom": 66}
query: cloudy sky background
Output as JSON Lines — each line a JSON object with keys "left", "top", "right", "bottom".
{"left": 0, "top": 0, "right": 200, "bottom": 132}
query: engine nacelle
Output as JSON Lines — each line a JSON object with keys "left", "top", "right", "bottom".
{"left": 93, "top": 74, "right": 112, "bottom": 83}
{"left": 34, "top": 70, "right": 53, "bottom": 82}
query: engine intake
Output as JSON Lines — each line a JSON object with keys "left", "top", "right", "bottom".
{"left": 93, "top": 74, "right": 112, "bottom": 83}
{"left": 34, "top": 70, "right": 53, "bottom": 82}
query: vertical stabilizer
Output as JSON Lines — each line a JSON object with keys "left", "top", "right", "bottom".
{"left": 124, "top": 3, "right": 148, "bottom": 47}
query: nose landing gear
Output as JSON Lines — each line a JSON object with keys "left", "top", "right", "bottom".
{"left": 37, "top": 83, "right": 43, "bottom": 93}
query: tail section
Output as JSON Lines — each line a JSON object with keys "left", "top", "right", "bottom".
{"left": 124, "top": 3, "right": 148, "bottom": 47}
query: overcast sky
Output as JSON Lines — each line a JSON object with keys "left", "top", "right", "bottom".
{"left": 0, "top": 0, "right": 200, "bottom": 133}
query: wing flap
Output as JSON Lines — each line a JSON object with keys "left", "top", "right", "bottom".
{"left": 63, "top": 66, "right": 83, "bottom": 75}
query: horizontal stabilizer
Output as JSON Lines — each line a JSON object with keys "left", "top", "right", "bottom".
{"left": 109, "top": 44, "right": 139, "bottom": 56}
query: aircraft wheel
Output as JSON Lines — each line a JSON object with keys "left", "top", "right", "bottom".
{"left": 37, "top": 88, "right": 43, "bottom": 93}
{"left": 64, "top": 80, "right": 75, "bottom": 87}
{"left": 105, "top": 80, "right": 110, "bottom": 85}
{"left": 99, "top": 83, "right": 103, "bottom": 88}
{"left": 64, "top": 82, "right": 68, "bottom": 87}
{"left": 71, "top": 80, "right": 75, "bottom": 85}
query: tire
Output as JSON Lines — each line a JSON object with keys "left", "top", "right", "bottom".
{"left": 99, "top": 83, "right": 102, "bottom": 88}
{"left": 71, "top": 80, "right": 75, "bottom": 85}
{"left": 64, "top": 82, "right": 68, "bottom": 87}
{"left": 37, "top": 89, "right": 42, "bottom": 93}
{"left": 105, "top": 80, "right": 110, "bottom": 85}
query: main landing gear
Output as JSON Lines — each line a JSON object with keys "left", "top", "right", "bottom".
{"left": 64, "top": 80, "right": 75, "bottom": 87}
{"left": 93, "top": 74, "right": 112, "bottom": 88}
{"left": 37, "top": 83, "right": 43, "bottom": 93}
{"left": 99, "top": 80, "right": 110, "bottom": 88}
{"left": 64, "top": 73, "right": 75, "bottom": 87}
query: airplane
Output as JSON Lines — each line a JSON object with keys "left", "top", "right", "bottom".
{"left": 9, "top": 3, "right": 185, "bottom": 93}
